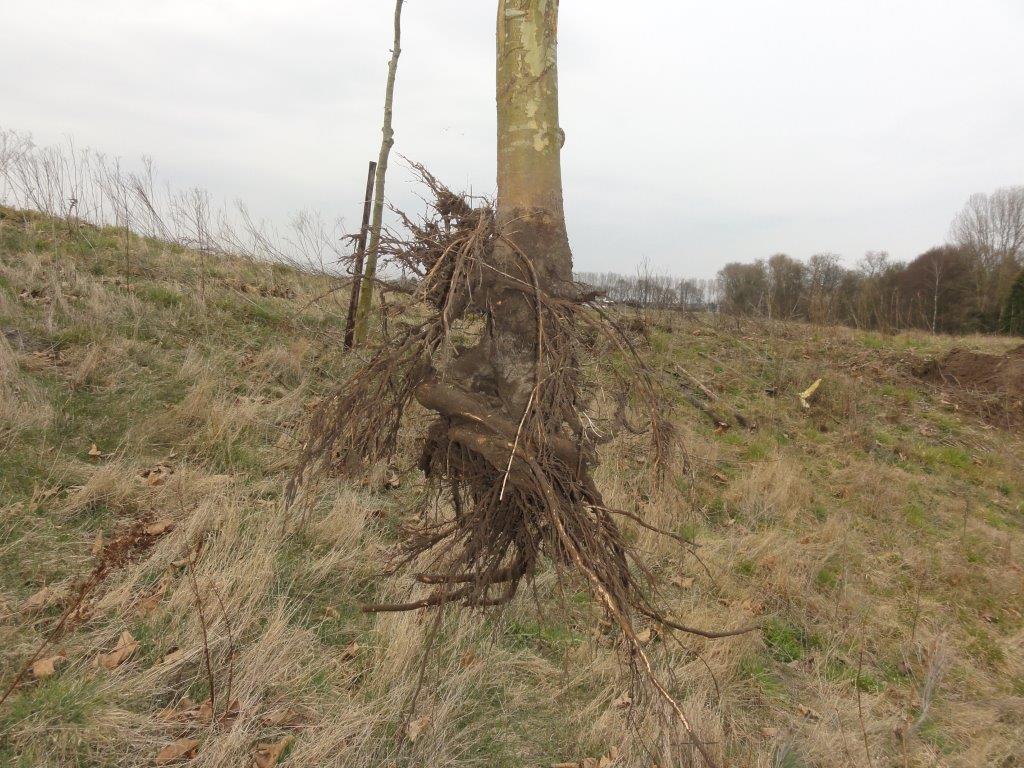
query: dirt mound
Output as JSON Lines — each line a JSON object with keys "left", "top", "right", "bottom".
{"left": 918, "top": 344, "right": 1024, "bottom": 426}
{"left": 926, "top": 345, "right": 1024, "bottom": 394}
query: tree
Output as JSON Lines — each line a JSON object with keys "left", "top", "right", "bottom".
{"left": 766, "top": 253, "right": 806, "bottom": 320}
{"left": 718, "top": 261, "right": 768, "bottom": 315}
{"left": 1005, "top": 268, "right": 1024, "bottom": 336}
{"left": 805, "top": 252, "right": 845, "bottom": 325}
{"left": 950, "top": 186, "right": 1024, "bottom": 328}
{"left": 898, "top": 246, "right": 972, "bottom": 333}
{"left": 353, "top": 0, "right": 403, "bottom": 345}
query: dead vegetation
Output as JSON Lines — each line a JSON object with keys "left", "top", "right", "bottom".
{"left": 1, "top": 208, "right": 1023, "bottom": 766}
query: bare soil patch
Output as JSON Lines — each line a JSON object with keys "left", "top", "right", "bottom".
{"left": 917, "top": 344, "right": 1024, "bottom": 426}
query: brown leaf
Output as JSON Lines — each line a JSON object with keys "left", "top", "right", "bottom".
{"left": 21, "top": 586, "right": 54, "bottom": 613}
{"left": 96, "top": 630, "right": 139, "bottom": 669}
{"left": 32, "top": 653, "right": 67, "bottom": 679}
{"left": 260, "top": 707, "right": 304, "bottom": 728}
{"left": 197, "top": 698, "right": 215, "bottom": 723}
{"left": 137, "top": 579, "right": 169, "bottom": 614}
{"left": 88, "top": 443, "right": 103, "bottom": 458}
{"left": 144, "top": 519, "right": 175, "bottom": 536}
{"left": 141, "top": 464, "right": 173, "bottom": 486}
{"left": 635, "top": 627, "right": 652, "bottom": 644}
{"left": 91, "top": 531, "right": 105, "bottom": 556}
{"left": 155, "top": 738, "right": 199, "bottom": 765}
{"left": 407, "top": 715, "right": 431, "bottom": 742}
{"left": 760, "top": 726, "right": 779, "bottom": 738}
{"left": 219, "top": 699, "right": 241, "bottom": 727}
{"left": 612, "top": 691, "right": 632, "bottom": 710}
{"left": 459, "top": 648, "right": 476, "bottom": 668}
{"left": 252, "top": 735, "right": 294, "bottom": 768}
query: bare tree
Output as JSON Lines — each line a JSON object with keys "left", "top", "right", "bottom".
{"left": 353, "top": 0, "right": 403, "bottom": 345}
{"left": 950, "top": 186, "right": 1024, "bottom": 326}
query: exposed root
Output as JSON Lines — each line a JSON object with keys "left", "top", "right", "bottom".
{"left": 289, "top": 168, "right": 746, "bottom": 765}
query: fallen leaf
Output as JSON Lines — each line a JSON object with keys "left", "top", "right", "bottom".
{"left": 137, "top": 579, "right": 169, "bottom": 614}
{"left": 88, "top": 443, "right": 103, "bottom": 458}
{"left": 197, "top": 698, "right": 215, "bottom": 723}
{"left": 253, "top": 735, "right": 294, "bottom": 768}
{"left": 145, "top": 519, "right": 175, "bottom": 537}
{"left": 219, "top": 699, "right": 241, "bottom": 727}
{"left": 760, "top": 726, "right": 779, "bottom": 738}
{"left": 407, "top": 715, "right": 431, "bottom": 742}
{"left": 97, "top": 630, "right": 139, "bottom": 669}
{"left": 21, "top": 586, "right": 54, "bottom": 613}
{"left": 32, "top": 653, "right": 67, "bottom": 678}
{"left": 672, "top": 575, "right": 695, "bottom": 589}
{"left": 91, "top": 531, "right": 105, "bottom": 556}
{"left": 260, "top": 707, "right": 304, "bottom": 728}
{"left": 155, "top": 738, "right": 199, "bottom": 765}
{"left": 611, "top": 690, "right": 632, "bottom": 710}
{"left": 635, "top": 627, "right": 652, "bottom": 643}
{"left": 141, "top": 464, "right": 173, "bottom": 486}
{"left": 459, "top": 648, "right": 476, "bottom": 668}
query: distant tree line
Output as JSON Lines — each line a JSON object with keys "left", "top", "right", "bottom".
{"left": 715, "top": 187, "right": 1023, "bottom": 334}
{"left": 574, "top": 269, "right": 719, "bottom": 310}
{"left": 577, "top": 186, "right": 1023, "bottom": 335}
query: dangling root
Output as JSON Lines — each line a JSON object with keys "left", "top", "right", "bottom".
{"left": 289, "top": 168, "right": 755, "bottom": 766}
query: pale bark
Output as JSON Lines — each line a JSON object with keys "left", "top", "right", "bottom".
{"left": 486, "top": 0, "right": 571, "bottom": 414}
{"left": 354, "top": 0, "right": 403, "bottom": 344}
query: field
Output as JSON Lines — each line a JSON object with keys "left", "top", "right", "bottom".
{"left": 1, "top": 207, "right": 1022, "bottom": 767}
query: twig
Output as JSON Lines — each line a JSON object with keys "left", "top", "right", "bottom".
{"left": 856, "top": 646, "right": 875, "bottom": 768}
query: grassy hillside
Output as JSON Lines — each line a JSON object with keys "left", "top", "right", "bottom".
{"left": 1, "top": 207, "right": 1022, "bottom": 767}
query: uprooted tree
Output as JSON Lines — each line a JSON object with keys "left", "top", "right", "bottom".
{"left": 291, "top": 3, "right": 747, "bottom": 761}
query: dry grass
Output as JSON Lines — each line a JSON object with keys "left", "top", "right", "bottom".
{"left": 1, "top": 209, "right": 1022, "bottom": 766}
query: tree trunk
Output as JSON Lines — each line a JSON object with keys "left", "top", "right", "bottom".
{"left": 485, "top": 0, "right": 571, "bottom": 415}
{"left": 353, "top": 0, "right": 403, "bottom": 345}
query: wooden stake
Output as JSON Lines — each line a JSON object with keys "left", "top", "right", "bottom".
{"left": 344, "top": 160, "right": 377, "bottom": 350}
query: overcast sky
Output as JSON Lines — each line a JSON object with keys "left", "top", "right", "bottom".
{"left": 3, "top": 0, "right": 1022, "bottom": 277}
